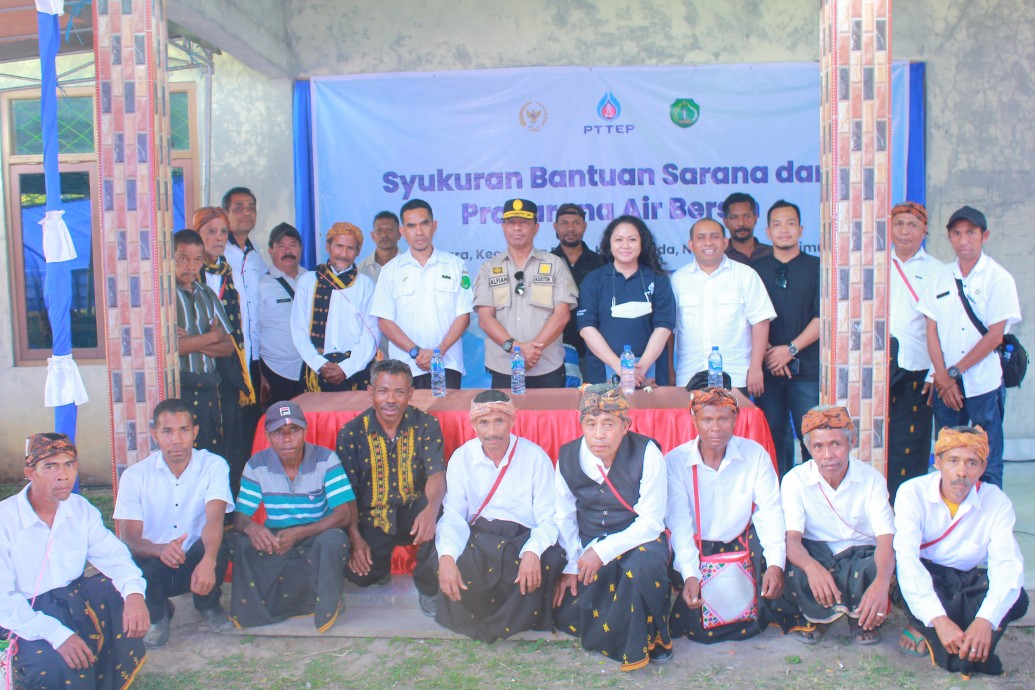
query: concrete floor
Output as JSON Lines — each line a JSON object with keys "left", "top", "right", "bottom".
{"left": 1004, "top": 460, "right": 1035, "bottom": 587}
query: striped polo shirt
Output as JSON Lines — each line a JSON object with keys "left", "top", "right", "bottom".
{"left": 236, "top": 443, "right": 355, "bottom": 528}
{"left": 176, "top": 279, "right": 233, "bottom": 375}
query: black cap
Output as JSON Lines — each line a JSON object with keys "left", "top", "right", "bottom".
{"left": 265, "top": 400, "right": 307, "bottom": 431}
{"left": 502, "top": 199, "right": 537, "bottom": 220}
{"left": 555, "top": 203, "right": 586, "bottom": 219}
{"left": 945, "top": 206, "right": 987, "bottom": 232}
{"left": 268, "top": 222, "right": 302, "bottom": 247}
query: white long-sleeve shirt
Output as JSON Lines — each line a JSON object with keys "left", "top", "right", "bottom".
{"left": 0, "top": 487, "right": 146, "bottom": 648}
{"left": 224, "top": 239, "right": 269, "bottom": 362}
{"left": 894, "top": 473, "right": 1024, "bottom": 628}
{"left": 665, "top": 436, "right": 786, "bottom": 581}
{"left": 435, "top": 434, "right": 558, "bottom": 560}
{"left": 257, "top": 266, "right": 307, "bottom": 380}
{"left": 555, "top": 437, "right": 667, "bottom": 575}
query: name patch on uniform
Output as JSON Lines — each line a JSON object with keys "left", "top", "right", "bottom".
{"left": 532, "top": 274, "right": 554, "bottom": 284}
{"left": 276, "top": 298, "right": 291, "bottom": 303}
{"left": 492, "top": 266, "right": 505, "bottom": 274}
{"left": 537, "top": 262, "right": 552, "bottom": 274}
{"left": 489, "top": 275, "right": 509, "bottom": 287}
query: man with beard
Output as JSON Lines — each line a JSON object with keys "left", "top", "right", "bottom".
{"left": 550, "top": 203, "right": 603, "bottom": 371}
{"left": 723, "top": 192, "right": 772, "bottom": 265}
{"left": 895, "top": 425, "right": 1027, "bottom": 678}
{"left": 434, "top": 390, "right": 564, "bottom": 641}
{"left": 258, "top": 223, "right": 308, "bottom": 403}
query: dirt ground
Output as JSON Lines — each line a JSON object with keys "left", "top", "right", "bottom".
{"left": 136, "top": 605, "right": 1035, "bottom": 690}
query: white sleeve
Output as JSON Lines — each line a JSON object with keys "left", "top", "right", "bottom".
{"left": 521, "top": 449, "right": 559, "bottom": 558}
{"left": 111, "top": 465, "right": 143, "bottom": 522}
{"left": 743, "top": 269, "right": 777, "bottom": 324}
{"left": 84, "top": 504, "right": 147, "bottom": 600}
{"left": 435, "top": 451, "right": 471, "bottom": 561}
{"left": 751, "top": 452, "right": 786, "bottom": 569}
{"left": 976, "top": 498, "right": 1025, "bottom": 627}
{"left": 780, "top": 468, "right": 807, "bottom": 534}
{"left": 893, "top": 485, "right": 946, "bottom": 626}
{"left": 203, "top": 453, "right": 235, "bottom": 512}
{"left": 592, "top": 442, "right": 667, "bottom": 565}
{"left": 290, "top": 274, "right": 328, "bottom": 372}
{"left": 368, "top": 265, "right": 397, "bottom": 321}
{"left": 0, "top": 532, "right": 73, "bottom": 648}
{"left": 664, "top": 450, "right": 701, "bottom": 581}
{"left": 554, "top": 467, "right": 582, "bottom": 575}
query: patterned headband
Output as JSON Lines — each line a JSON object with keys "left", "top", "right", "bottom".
{"left": 579, "top": 383, "right": 630, "bottom": 423}
{"left": 25, "top": 433, "right": 77, "bottom": 468}
{"left": 934, "top": 426, "right": 989, "bottom": 462}
{"left": 469, "top": 399, "right": 517, "bottom": 423}
{"left": 800, "top": 406, "right": 855, "bottom": 436}
{"left": 689, "top": 387, "right": 739, "bottom": 415}
{"left": 890, "top": 201, "right": 928, "bottom": 227}
{"left": 192, "top": 206, "right": 229, "bottom": 232}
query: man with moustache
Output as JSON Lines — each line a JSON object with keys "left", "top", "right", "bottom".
{"left": 723, "top": 192, "right": 773, "bottom": 265}
{"left": 113, "top": 398, "right": 235, "bottom": 646}
{"left": 550, "top": 203, "right": 603, "bottom": 369}
{"left": 358, "top": 210, "right": 401, "bottom": 283}
{"left": 258, "top": 223, "right": 308, "bottom": 403}
{"left": 671, "top": 218, "right": 775, "bottom": 393}
{"left": 292, "top": 222, "right": 380, "bottom": 392}
{"left": 371, "top": 199, "right": 473, "bottom": 389}
{"left": 895, "top": 426, "right": 1027, "bottom": 677}
{"left": 434, "top": 390, "right": 564, "bottom": 641}
{"left": 751, "top": 200, "right": 821, "bottom": 476}
{"left": 887, "top": 202, "right": 944, "bottom": 500}
{"left": 336, "top": 359, "right": 444, "bottom": 615}
{"left": 0, "top": 434, "right": 149, "bottom": 688}
{"left": 174, "top": 228, "right": 236, "bottom": 455}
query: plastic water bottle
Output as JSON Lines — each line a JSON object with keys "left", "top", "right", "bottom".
{"left": 620, "top": 345, "right": 637, "bottom": 394}
{"left": 430, "top": 348, "right": 446, "bottom": 397}
{"left": 1004, "top": 344, "right": 1014, "bottom": 362}
{"left": 708, "top": 346, "right": 724, "bottom": 388}
{"left": 511, "top": 347, "right": 526, "bottom": 396}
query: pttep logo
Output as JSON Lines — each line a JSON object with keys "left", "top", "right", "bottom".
{"left": 585, "top": 91, "right": 634, "bottom": 134}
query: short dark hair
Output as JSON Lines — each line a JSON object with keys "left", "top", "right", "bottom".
{"left": 598, "top": 215, "right": 667, "bottom": 273}
{"left": 473, "top": 389, "right": 511, "bottom": 404}
{"left": 722, "top": 192, "right": 759, "bottom": 216}
{"left": 369, "top": 358, "right": 414, "bottom": 386}
{"left": 690, "top": 218, "right": 726, "bottom": 240}
{"left": 767, "top": 199, "right": 801, "bottom": 225}
{"left": 399, "top": 199, "right": 433, "bottom": 221}
{"left": 152, "top": 398, "right": 195, "bottom": 426}
{"left": 221, "top": 187, "right": 256, "bottom": 211}
{"left": 173, "top": 229, "right": 204, "bottom": 250}
{"left": 374, "top": 210, "right": 400, "bottom": 226}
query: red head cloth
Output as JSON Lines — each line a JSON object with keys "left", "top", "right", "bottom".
{"left": 689, "top": 387, "right": 739, "bottom": 415}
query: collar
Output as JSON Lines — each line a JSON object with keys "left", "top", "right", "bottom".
{"left": 270, "top": 443, "right": 318, "bottom": 477}
{"left": 154, "top": 448, "right": 199, "bottom": 479}
{"left": 268, "top": 264, "right": 305, "bottom": 281}
{"left": 685, "top": 436, "right": 742, "bottom": 472}
{"left": 16, "top": 483, "right": 72, "bottom": 529}
{"left": 689, "top": 254, "right": 730, "bottom": 275}
{"left": 803, "top": 457, "right": 862, "bottom": 490}
{"left": 475, "top": 434, "right": 517, "bottom": 467}
{"left": 892, "top": 245, "right": 929, "bottom": 264}
{"left": 551, "top": 242, "right": 594, "bottom": 264}
{"left": 504, "top": 247, "right": 549, "bottom": 269}
{"left": 366, "top": 405, "right": 417, "bottom": 437}
{"left": 397, "top": 247, "right": 442, "bottom": 268}
{"left": 922, "top": 471, "right": 984, "bottom": 512}
{"left": 953, "top": 252, "right": 988, "bottom": 279}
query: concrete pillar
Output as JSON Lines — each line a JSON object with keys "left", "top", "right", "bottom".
{"left": 93, "top": 0, "right": 177, "bottom": 478}
{"left": 819, "top": 0, "right": 892, "bottom": 469}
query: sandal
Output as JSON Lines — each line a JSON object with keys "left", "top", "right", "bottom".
{"left": 794, "top": 623, "right": 827, "bottom": 646}
{"left": 898, "top": 627, "right": 929, "bottom": 657}
{"left": 848, "top": 617, "right": 881, "bottom": 645}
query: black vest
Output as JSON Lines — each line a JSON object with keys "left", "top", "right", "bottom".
{"left": 558, "top": 432, "right": 654, "bottom": 543}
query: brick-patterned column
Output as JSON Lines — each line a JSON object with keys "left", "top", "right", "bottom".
{"left": 94, "top": 0, "right": 177, "bottom": 480}
{"left": 819, "top": 0, "right": 892, "bottom": 470}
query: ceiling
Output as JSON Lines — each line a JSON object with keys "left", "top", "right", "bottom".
{"left": 0, "top": 1, "right": 94, "bottom": 64}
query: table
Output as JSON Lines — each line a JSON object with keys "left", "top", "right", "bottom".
{"left": 249, "top": 388, "right": 777, "bottom": 573}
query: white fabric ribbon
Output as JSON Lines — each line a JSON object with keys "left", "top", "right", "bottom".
{"left": 610, "top": 300, "right": 653, "bottom": 319}
{"left": 40, "top": 210, "right": 77, "bottom": 263}
{"left": 45, "top": 354, "right": 89, "bottom": 407}
{"left": 35, "top": 0, "right": 64, "bottom": 15}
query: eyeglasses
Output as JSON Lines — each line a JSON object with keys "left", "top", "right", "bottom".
{"left": 514, "top": 270, "right": 526, "bottom": 296}
{"left": 775, "top": 264, "right": 788, "bottom": 289}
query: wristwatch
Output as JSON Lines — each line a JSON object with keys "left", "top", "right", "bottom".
{"left": 787, "top": 342, "right": 799, "bottom": 357}
{"left": 502, "top": 338, "right": 516, "bottom": 353}
{"left": 408, "top": 346, "right": 421, "bottom": 359}
{"left": 947, "top": 365, "right": 961, "bottom": 379}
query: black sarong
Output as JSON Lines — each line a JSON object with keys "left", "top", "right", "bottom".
{"left": 555, "top": 534, "right": 671, "bottom": 671}
{"left": 434, "top": 518, "right": 565, "bottom": 642}
{"left": 783, "top": 539, "right": 881, "bottom": 624}
{"left": 228, "top": 529, "right": 349, "bottom": 631}
{"left": 887, "top": 365, "right": 933, "bottom": 502}
{"left": 11, "top": 575, "right": 146, "bottom": 690}
{"left": 180, "top": 369, "right": 224, "bottom": 455}
{"left": 670, "top": 526, "right": 801, "bottom": 643}
{"left": 904, "top": 559, "right": 1028, "bottom": 676}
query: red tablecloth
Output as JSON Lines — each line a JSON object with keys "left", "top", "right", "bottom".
{"left": 250, "top": 388, "right": 776, "bottom": 573}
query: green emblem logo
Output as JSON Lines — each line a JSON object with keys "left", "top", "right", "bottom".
{"left": 461, "top": 275, "right": 471, "bottom": 289}
{"left": 670, "top": 99, "right": 700, "bottom": 128}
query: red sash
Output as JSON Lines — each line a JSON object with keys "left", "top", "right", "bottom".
{"left": 921, "top": 482, "right": 981, "bottom": 549}
{"left": 469, "top": 440, "right": 519, "bottom": 524}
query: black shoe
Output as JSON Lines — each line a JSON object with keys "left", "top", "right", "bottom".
{"left": 373, "top": 573, "right": 392, "bottom": 587}
{"left": 418, "top": 593, "right": 438, "bottom": 617}
{"left": 144, "top": 601, "right": 175, "bottom": 649}
{"left": 649, "top": 645, "right": 674, "bottom": 664}
{"left": 198, "top": 604, "right": 232, "bottom": 633}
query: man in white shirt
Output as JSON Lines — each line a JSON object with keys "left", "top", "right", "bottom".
{"left": 371, "top": 199, "right": 473, "bottom": 389}
{"left": 434, "top": 390, "right": 563, "bottom": 641}
{"left": 671, "top": 218, "right": 775, "bottom": 393}
{"left": 920, "top": 206, "right": 1021, "bottom": 488}
{"left": 0, "top": 434, "right": 148, "bottom": 688}
{"left": 888, "top": 202, "right": 944, "bottom": 500}
{"left": 895, "top": 425, "right": 1027, "bottom": 677}
{"left": 258, "top": 223, "right": 307, "bottom": 403}
{"left": 291, "top": 222, "right": 380, "bottom": 392}
{"left": 780, "top": 406, "right": 895, "bottom": 646}
{"left": 357, "top": 210, "right": 401, "bottom": 283}
{"left": 553, "top": 384, "right": 672, "bottom": 670}
{"left": 113, "top": 398, "right": 235, "bottom": 648}
{"left": 665, "top": 387, "right": 793, "bottom": 643}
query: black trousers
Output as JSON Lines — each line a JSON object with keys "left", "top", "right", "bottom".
{"left": 489, "top": 364, "right": 565, "bottom": 390}
{"left": 260, "top": 359, "right": 305, "bottom": 406}
{"left": 345, "top": 498, "right": 438, "bottom": 596}
{"left": 887, "top": 368, "right": 933, "bottom": 502}
{"left": 412, "top": 369, "right": 462, "bottom": 390}
{"left": 134, "top": 537, "right": 229, "bottom": 621}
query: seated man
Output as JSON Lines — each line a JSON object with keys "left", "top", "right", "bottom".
{"left": 230, "top": 401, "right": 355, "bottom": 631}
{"left": 895, "top": 425, "right": 1028, "bottom": 677}
{"left": 553, "top": 384, "right": 672, "bottom": 670}
{"left": 336, "top": 359, "right": 444, "bottom": 615}
{"left": 435, "top": 390, "right": 564, "bottom": 641}
{"left": 665, "top": 387, "right": 794, "bottom": 643}
{"left": 780, "top": 406, "right": 895, "bottom": 645}
{"left": 113, "top": 398, "right": 235, "bottom": 648}
{"left": 0, "top": 434, "right": 149, "bottom": 689}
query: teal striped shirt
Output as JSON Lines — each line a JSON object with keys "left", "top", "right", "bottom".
{"left": 237, "top": 443, "right": 355, "bottom": 529}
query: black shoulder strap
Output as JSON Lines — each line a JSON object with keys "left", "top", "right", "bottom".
{"left": 275, "top": 276, "right": 295, "bottom": 299}
{"left": 954, "top": 278, "right": 987, "bottom": 336}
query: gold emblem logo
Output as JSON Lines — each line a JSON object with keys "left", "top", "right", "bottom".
{"left": 519, "top": 101, "right": 548, "bottom": 132}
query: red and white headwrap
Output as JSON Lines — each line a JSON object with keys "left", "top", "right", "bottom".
{"left": 469, "top": 392, "right": 517, "bottom": 423}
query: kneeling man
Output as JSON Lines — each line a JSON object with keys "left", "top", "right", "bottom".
{"left": 1, "top": 434, "right": 148, "bottom": 689}
{"left": 435, "top": 390, "right": 564, "bottom": 641}
{"left": 553, "top": 384, "right": 672, "bottom": 670}
{"left": 666, "top": 387, "right": 794, "bottom": 643}
{"left": 230, "top": 401, "right": 355, "bottom": 631}
{"left": 895, "top": 425, "right": 1027, "bottom": 677}
{"left": 781, "top": 406, "right": 895, "bottom": 645}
